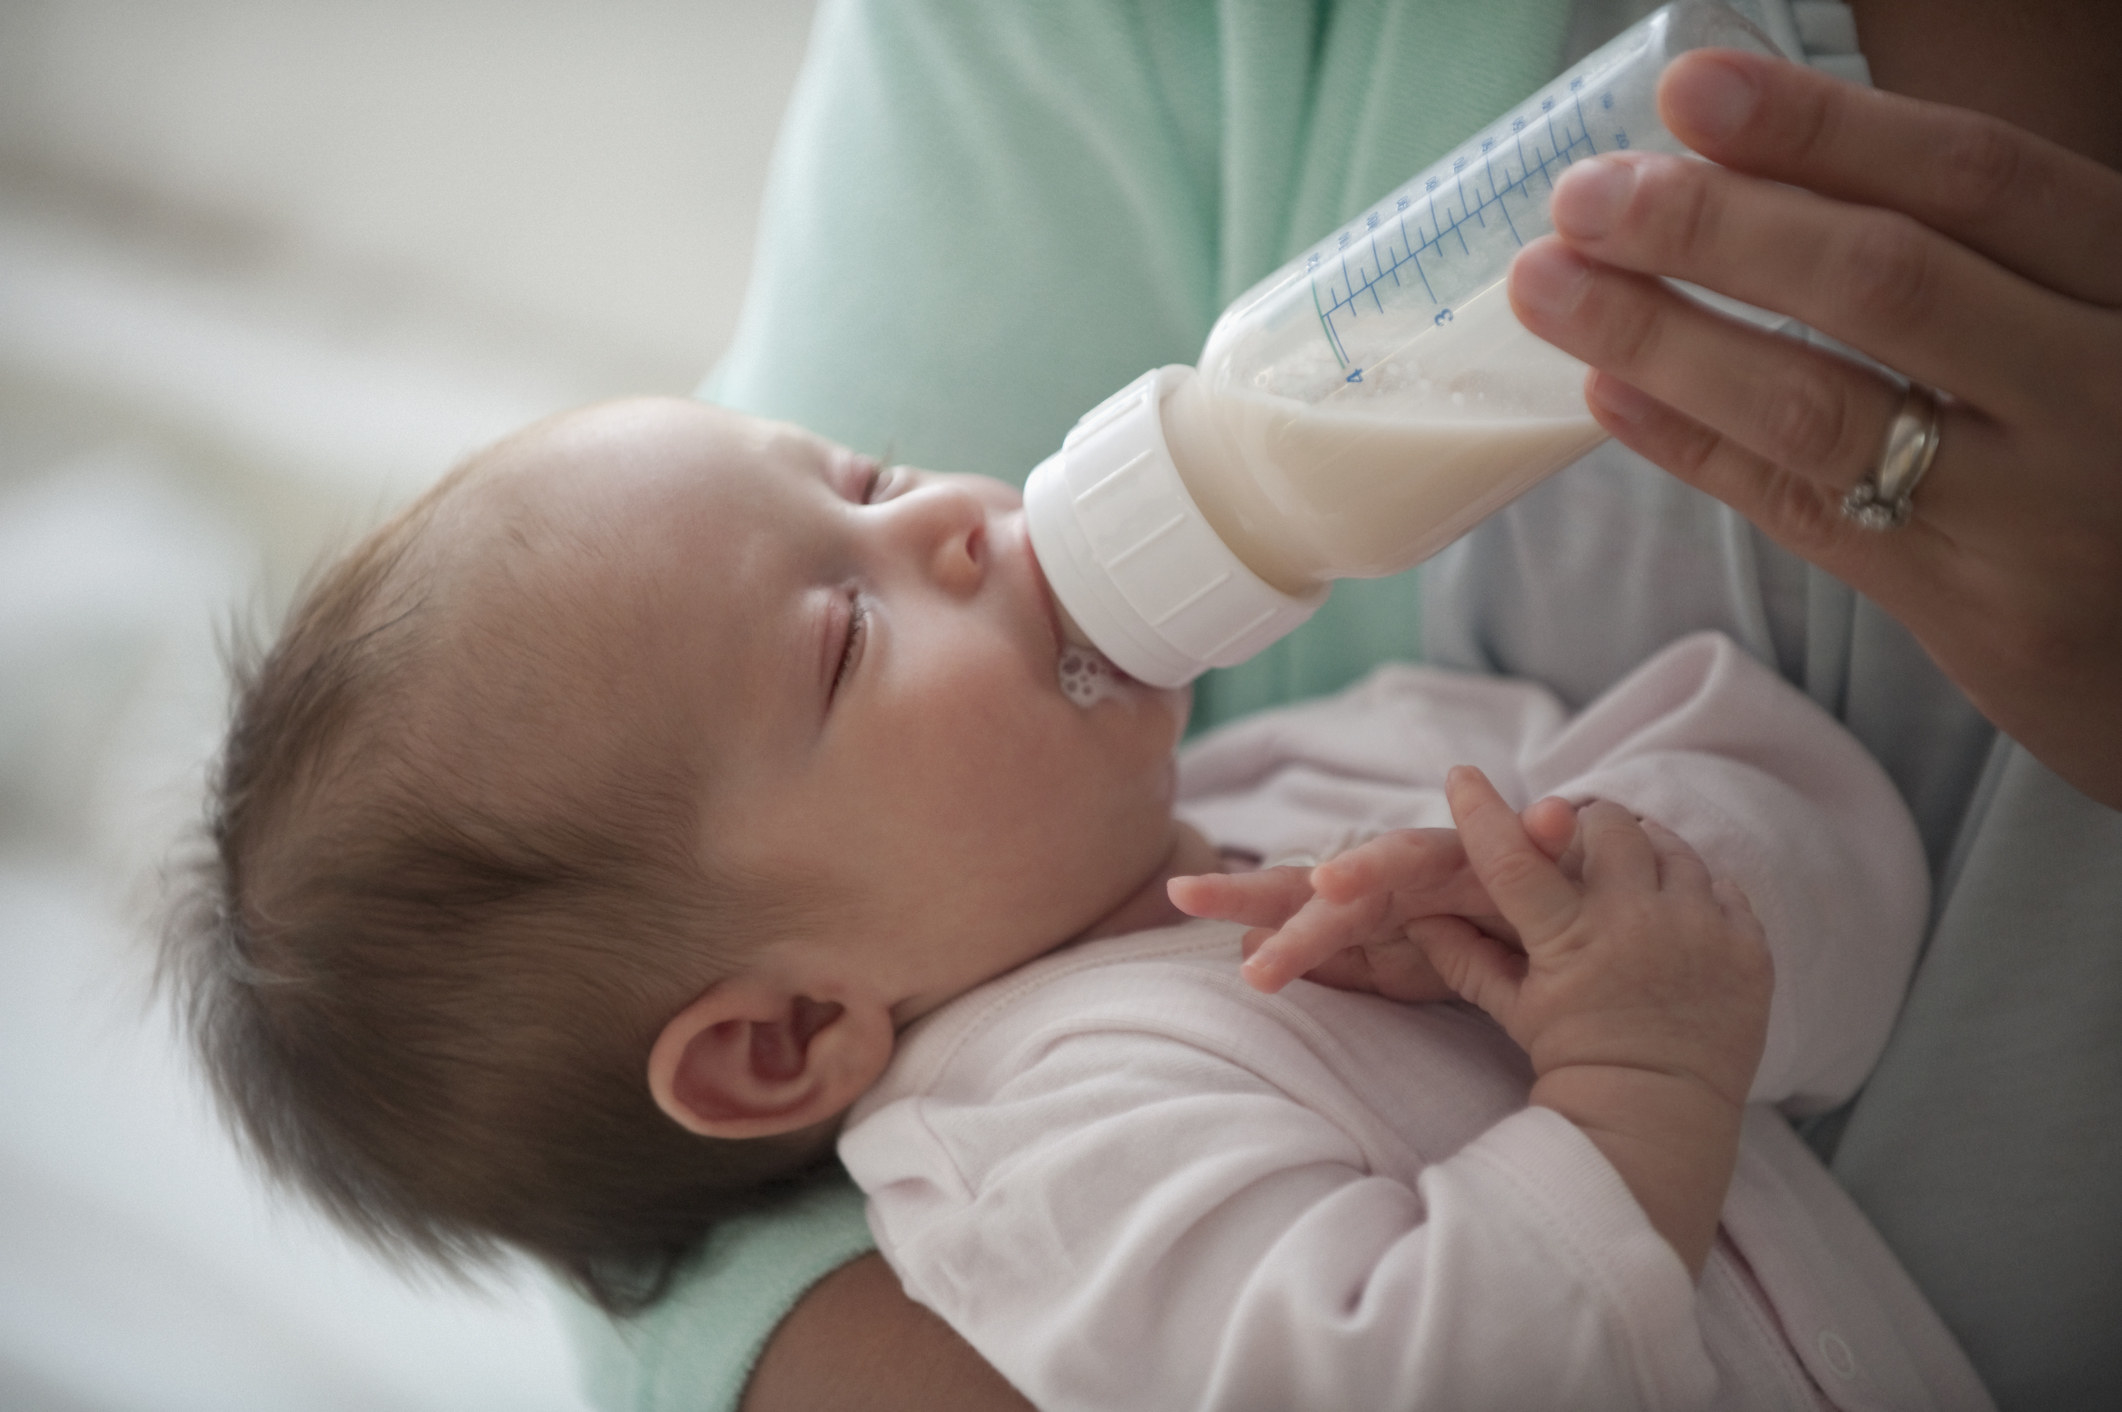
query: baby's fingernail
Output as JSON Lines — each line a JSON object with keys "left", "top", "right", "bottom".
{"left": 1666, "top": 53, "right": 1759, "bottom": 144}
{"left": 1509, "top": 242, "right": 1592, "bottom": 322}
{"left": 1551, "top": 158, "right": 1635, "bottom": 240}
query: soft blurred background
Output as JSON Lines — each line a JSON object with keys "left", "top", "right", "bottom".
{"left": 0, "top": 3, "right": 815, "bottom": 1406}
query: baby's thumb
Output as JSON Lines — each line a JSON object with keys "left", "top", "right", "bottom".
{"left": 1411, "top": 916, "right": 1525, "bottom": 1023}
{"left": 1521, "top": 796, "right": 1579, "bottom": 861}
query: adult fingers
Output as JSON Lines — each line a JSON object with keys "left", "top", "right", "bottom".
{"left": 1660, "top": 49, "right": 2122, "bottom": 307}
{"left": 1530, "top": 156, "right": 2094, "bottom": 429}
{"left": 1445, "top": 766, "right": 1580, "bottom": 944}
{"left": 1579, "top": 366, "right": 1992, "bottom": 594}
{"left": 1514, "top": 236, "right": 1973, "bottom": 500}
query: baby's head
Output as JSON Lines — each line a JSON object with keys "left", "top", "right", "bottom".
{"left": 164, "top": 398, "right": 1190, "bottom": 1307}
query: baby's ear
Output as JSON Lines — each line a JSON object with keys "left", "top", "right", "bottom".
{"left": 647, "top": 978, "right": 893, "bottom": 1140}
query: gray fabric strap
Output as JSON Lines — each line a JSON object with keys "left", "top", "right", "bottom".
{"left": 1564, "top": 1, "right": 1869, "bottom": 83}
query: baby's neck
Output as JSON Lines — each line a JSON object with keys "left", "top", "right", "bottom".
{"left": 1074, "top": 822, "right": 1226, "bottom": 945}
{"left": 885, "top": 823, "right": 1228, "bottom": 1030}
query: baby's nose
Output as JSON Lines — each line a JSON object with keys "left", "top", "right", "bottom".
{"left": 891, "top": 479, "right": 990, "bottom": 593}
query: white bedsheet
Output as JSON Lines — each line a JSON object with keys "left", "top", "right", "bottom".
{"left": 0, "top": 458, "right": 588, "bottom": 1412}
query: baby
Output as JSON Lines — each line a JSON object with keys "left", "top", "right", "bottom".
{"left": 166, "top": 396, "right": 1989, "bottom": 1409}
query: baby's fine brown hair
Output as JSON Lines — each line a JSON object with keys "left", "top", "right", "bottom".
{"left": 160, "top": 458, "right": 831, "bottom": 1312}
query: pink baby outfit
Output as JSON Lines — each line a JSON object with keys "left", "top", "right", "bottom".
{"left": 841, "top": 634, "right": 1993, "bottom": 1411}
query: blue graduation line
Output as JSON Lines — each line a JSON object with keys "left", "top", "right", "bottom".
{"left": 1310, "top": 82, "right": 1612, "bottom": 355}
{"left": 1455, "top": 166, "right": 1483, "bottom": 237}
{"left": 1311, "top": 275, "right": 1351, "bottom": 368}
{"left": 1483, "top": 145, "right": 1522, "bottom": 246}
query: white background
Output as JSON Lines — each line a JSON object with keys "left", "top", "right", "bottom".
{"left": 0, "top": 3, "right": 816, "bottom": 1406}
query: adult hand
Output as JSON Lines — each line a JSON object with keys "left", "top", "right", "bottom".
{"left": 1507, "top": 49, "right": 2122, "bottom": 810}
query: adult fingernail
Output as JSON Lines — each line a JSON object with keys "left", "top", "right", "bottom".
{"left": 1587, "top": 373, "right": 1654, "bottom": 425}
{"left": 1509, "top": 242, "right": 1592, "bottom": 322}
{"left": 1666, "top": 53, "right": 1759, "bottom": 144}
{"left": 1551, "top": 158, "right": 1635, "bottom": 240}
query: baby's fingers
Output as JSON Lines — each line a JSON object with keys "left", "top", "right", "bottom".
{"left": 1447, "top": 767, "right": 1581, "bottom": 944}
{"left": 1522, "top": 796, "right": 1580, "bottom": 866}
{"left": 1313, "top": 811, "right": 1573, "bottom": 909}
{"left": 1413, "top": 916, "right": 1529, "bottom": 1024}
{"left": 1239, "top": 889, "right": 1386, "bottom": 993}
{"left": 1713, "top": 877, "right": 1765, "bottom": 940}
{"left": 1311, "top": 828, "right": 1469, "bottom": 905}
{"left": 1245, "top": 920, "right": 1457, "bottom": 1003}
{"left": 1641, "top": 819, "right": 1713, "bottom": 895}
{"left": 1169, "top": 865, "right": 1313, "bottom": 929}
{"left": 1578, "top": 801, "right": 1661, "bottom": 892}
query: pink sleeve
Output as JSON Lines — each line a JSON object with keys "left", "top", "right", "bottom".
{"left": 1517, "top": 632, "right": 1929, "bottom": 1112}
{"left": 847, "top": 1021, "right": 1717, "bottom": 1412}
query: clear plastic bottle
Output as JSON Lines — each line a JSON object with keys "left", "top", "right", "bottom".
{"left": 1026, "top": 0, "right": 1780, "bottom": 688}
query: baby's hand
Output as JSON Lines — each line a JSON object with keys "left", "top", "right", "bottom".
{"left": 1166, "top": 797, "right": 1578, "bottom": 1001}
{"left": 1438, "top": 766, "right": 1771, "bottom": 1273}
{"left": 1433, "top": 767, "right": 1769, "bottom": 1107}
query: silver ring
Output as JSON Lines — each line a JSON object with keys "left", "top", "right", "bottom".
{"left": 1842, "top": 382, "right": 1943, "bottom": 530}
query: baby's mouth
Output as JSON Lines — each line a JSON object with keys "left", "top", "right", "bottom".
{"left": 1057, "top": 643, "right": 1135, "bottom": 707}
{"left": 1022, "top": 515, "right": 1116, "bottom": 703}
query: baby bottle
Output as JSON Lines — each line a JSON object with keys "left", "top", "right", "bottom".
{"left": 1026, "top": 0, "right": 1782, "bottom": 688}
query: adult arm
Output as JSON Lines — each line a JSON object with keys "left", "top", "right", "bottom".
{"left": 742, "top": 1254, "right": 1030, "bottom": 1412}
{"left": 1508, "top": 48, "right": 2122, "bottom": 808}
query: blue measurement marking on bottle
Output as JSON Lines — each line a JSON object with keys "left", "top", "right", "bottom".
{"left": 1308, "top": 81, "right": 1612, "bottom": 372}
{"left": 1481, "top": 138, "right": 1522, "bottom": 245}
{"left": 1394, "top": 198, "right": 1433, "bottom": 300}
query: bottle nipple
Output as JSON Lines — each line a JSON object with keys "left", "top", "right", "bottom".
{"left": 1057, "top": 644, "right": 1131, "bottom": 707}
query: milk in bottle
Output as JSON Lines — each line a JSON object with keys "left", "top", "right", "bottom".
{"left": 1023, "top": 0, "right": 1780, "bottom": 689}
